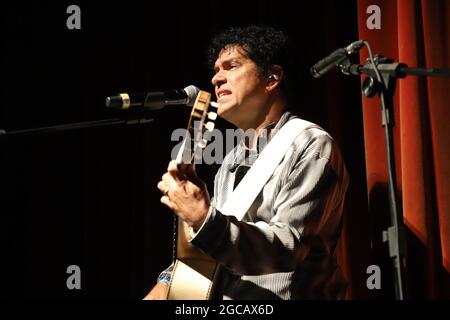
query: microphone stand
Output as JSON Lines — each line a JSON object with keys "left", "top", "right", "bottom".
{"left": 339, "top": 54, "right": 450, "bottom": 300}
{"left": 0, "top": 115, "right": 154, "bottom": 142}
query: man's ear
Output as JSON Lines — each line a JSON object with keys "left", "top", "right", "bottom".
{"left": 266, "top": 65, "right": 284, "bottom": 91}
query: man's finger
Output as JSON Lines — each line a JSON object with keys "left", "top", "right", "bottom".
{"left": 157, "top": 181, "right": 167, "bottom": 193}
{"left": 167, "top": 160, "right": 179, "bottom": 174}
{"left": 166, "top": 161, "right": 184, "bottom": 181}
{"left": 169, "top": 160, "right": 196, "bottom": 181}
{"left": 161, "top": 195, "right": 176, "bottom": 211}
{"left": 162, "top": 172, "right": 179, "bottom": 188}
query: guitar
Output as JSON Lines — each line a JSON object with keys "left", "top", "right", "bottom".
{"left": 167, "top": 90, "right": 220, "bottom": 300}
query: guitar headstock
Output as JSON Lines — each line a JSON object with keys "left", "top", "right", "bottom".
{"left": 175, "top": 90, "right": 218, "bottom": 165}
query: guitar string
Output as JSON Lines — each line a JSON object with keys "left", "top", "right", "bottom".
{"left": 172, "top": 212, "right": 177, "bottom": 264}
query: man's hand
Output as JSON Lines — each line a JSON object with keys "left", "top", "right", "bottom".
{"left": 157, "top": 161, "right": 210, "bottom": 231}
{"left": 143, "top": 282, "right": 168, "bottom": 300}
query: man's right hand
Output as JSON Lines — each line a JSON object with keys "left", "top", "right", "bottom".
{"left": 143, "top": 282, "right": 169, "bottom": 300}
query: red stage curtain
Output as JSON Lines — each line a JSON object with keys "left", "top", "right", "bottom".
{"left": 343, "top": 0, "right": 450, "bottom": 299}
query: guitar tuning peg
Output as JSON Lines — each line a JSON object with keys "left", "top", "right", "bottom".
{"left": 198, "top": 138, "right": 208, "bottom": 148}
{"left": 208, "top": 112, "right": 217, "bottom": 121}
{"left": 210, "top": 101, "right": 219, "bottom": 109}
{"left": 205, "top": 121, "right": 215, "bottom": 132}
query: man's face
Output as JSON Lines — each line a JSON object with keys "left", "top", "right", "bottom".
{"left": 211, "top": 45, "right": 268, "bottom": 128}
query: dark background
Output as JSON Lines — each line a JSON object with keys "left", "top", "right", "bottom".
{"left": 0, "top": 0, "right": 368, "bottom": 299}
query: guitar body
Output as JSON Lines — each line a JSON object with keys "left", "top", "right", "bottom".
{"left": 167, "top": 221, "right": 219, "bottom": 300}
{"left": 167, "top": 90, "right": 219, "bottom": 300}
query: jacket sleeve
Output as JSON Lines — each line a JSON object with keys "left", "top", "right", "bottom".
{"left": 189, "top": 132, "right": 349, "bottom": 276}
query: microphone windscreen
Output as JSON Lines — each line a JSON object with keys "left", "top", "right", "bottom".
{"left": 184, "top": 85, "right": 200, "bottom": 106}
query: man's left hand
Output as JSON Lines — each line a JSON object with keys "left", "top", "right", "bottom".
{"left": 157, "top": 160, "right": 210, "bottom": 231}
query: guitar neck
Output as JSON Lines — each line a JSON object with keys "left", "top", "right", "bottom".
{"left": 175, "top": 91, "right": 213, "bottom": 165}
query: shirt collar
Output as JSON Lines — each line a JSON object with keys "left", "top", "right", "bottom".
{"left": 229, "top": 110, "right": 295, "bottom": 171}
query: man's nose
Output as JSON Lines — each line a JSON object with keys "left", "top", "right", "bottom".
{"left": 211, "top": 71, "right": 226, "bottom": 88}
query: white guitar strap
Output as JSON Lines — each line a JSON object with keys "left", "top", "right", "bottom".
{"left": 219, "top": 118, "right": 315, "bottom": 221}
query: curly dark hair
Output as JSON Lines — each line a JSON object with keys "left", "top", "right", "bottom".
{"left": 207, "top": 25, "right": 298, "bottom": 104}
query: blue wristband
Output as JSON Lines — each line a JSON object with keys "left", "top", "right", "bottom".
{"left": 158, "top": 274, "right": 170, "bottom": 285}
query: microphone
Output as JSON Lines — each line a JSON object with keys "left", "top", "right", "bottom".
{"left": 310, "top": 40, "right": 365, "bottom": 78}
{"left": 105, "top": 85, "right": 200, "bottom": 110}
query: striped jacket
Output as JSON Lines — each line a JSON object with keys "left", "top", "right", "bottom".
{"left": 161, "top": 111, "right": 349, "bottom": 299}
